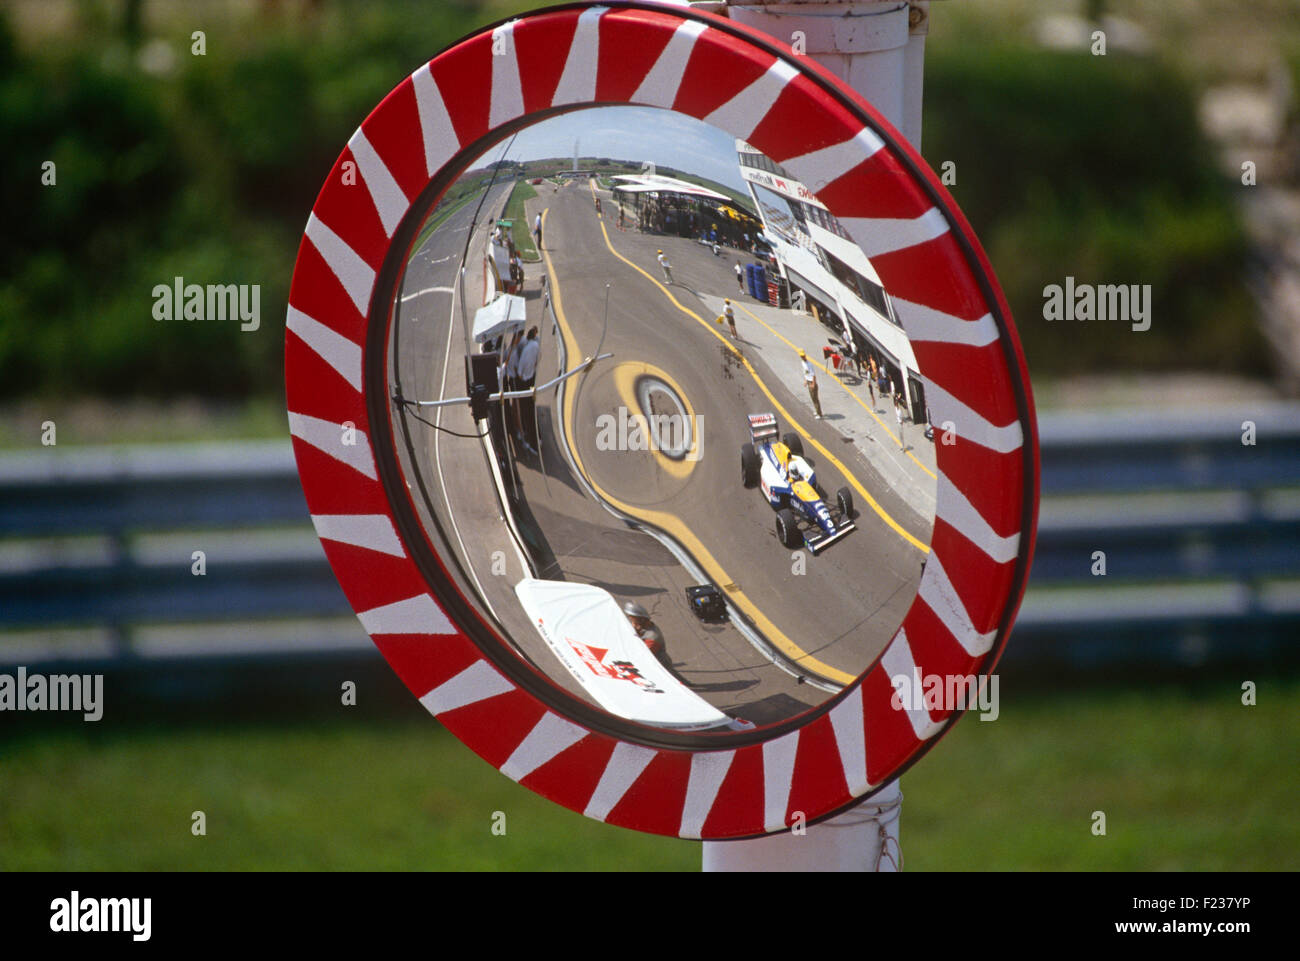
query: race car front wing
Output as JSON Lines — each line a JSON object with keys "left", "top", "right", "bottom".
{"left": 803, "top": 517, "right": 855, "bottom": 554}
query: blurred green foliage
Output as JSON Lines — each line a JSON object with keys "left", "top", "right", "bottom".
{"left": 0, "top": 1, "right": 489, "bottom": 400}
{"left": 0, "top": 6, "right": 1274, "bottom": 400}
{"left": 923, "top": 44, "right": 1269, "bottom": 378}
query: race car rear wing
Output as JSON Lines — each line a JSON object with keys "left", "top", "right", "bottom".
{"left": 748, "top": 412, "right": 779, "bottom": 443}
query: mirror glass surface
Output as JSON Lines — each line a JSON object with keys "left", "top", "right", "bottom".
{"left": 386, "top": 105, "right": 937, "bottom": 736}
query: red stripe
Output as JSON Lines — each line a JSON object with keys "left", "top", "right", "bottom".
{"left": 284, "top": 333, "right": 365, "bottom": 425}
{"left": 438, "top": 688, "right": 547, "bottom": 769}
{"left": 785, "top": 715, "right": 851, "bottom": 827}
{"left": 290, "top": 438, "right": 386, "bottom": 515}
{"left": 673, "top": 27, "right": 774, "bottom": 119}
{"left": 699, "top": 746, "right": 763, "bottom": 837}
{"left": 594, "top": 9, "right": 679, "bottom": 103}
{"left": 750, "top": 74, "right": 859, "bottom": 163}
{"left": 816, "top": 147, "right": 932, "bottom": 219}
{"left": 371, "top": 634, "right": 481, "bottom": 702}
{"left": 313, "top": 151, "right": 392, "bottom": 270}
{"left": 358, "top": 78, "right": 425, "bottom": 203}
{"left": 871, "top": 232, "right": 989, "bottom": 321}
{"left": 287, "top": 237, "right": 367, "bottom": 345}
{"left": 604, "top": 749, "right": 690, "bottom": 836}
{"left": 933, "top": 431, "right": 1025, "bottom": 542}
{"left": 516, "top": 12, "right": 581, "bottom": 114}
{"left": 862, "top": 664, "right": 921, "bottom": 785}
{"left": 320, "top": 541, "right": 430, "bottom": 617}
{"left": 428, "top": 32, "right": 493, "bottom": 148}
{"left": 520, "top": 733, "right": 617, "bottom": 814}
{"left": 898, "top": 602, "right": 985, "bottom": 727}
{"left": 928, "top": 521, "right": 1019, "bottom": 634}
{"left": 914, "top": 340, "right": 1022, "bottom": 434}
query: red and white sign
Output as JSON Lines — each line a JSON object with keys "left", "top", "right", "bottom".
{"left": 285, "top": 0, "right": 1038, "bottom": 840}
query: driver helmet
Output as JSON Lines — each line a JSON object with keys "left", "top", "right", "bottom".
{"left": 623, "top": 601, "right": 650, "bottom": 620}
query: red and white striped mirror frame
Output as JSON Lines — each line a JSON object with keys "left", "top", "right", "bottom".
{"left": 284, "top": 0, "right": 1039, "bottom": 839}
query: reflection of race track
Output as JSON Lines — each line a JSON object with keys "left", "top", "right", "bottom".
{"left": 391, "top": 171, "right": 931, "bottom": 730}
{"left": 540, "top": 180, "right": 932, "bottom": 686}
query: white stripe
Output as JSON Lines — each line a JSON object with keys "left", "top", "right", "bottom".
{"left": 892, "top": 298, "right": 999, "bottom": 347}
{"left": 936, "top": 470, "right": 1021, "bottom": 564}
{"left": 925, "top": 379, "right": 1024, "bottom": 454}
{"left": 346, "top": 128, "right": 409, "bottom": 238}
{"left": 781, "top": 128, "right": 886, "bottom": 195}
{"left": 400, "top": 285, "right": 454, "bottom": 303}
{"left": 488, "top": 21, "right": 525, "bottom": 129}
{"left": 499, "top": 712, "right": 588, "bottom": 782}
{"left": 305, "top": 213, "right": 375, "bottom": 317}
{"left": 583, "top": 741, "right": 656, "bottom": 821}
{"left": 286, "top": 306, "right": 362, "bottom": 392}
{"left": 420, "top": 659, "right": 515, "bottom": 716}
{"left": 678, "top": 750, "right": 734, "bottom": 839}
{"left": 631, "top": 18, "right": 707, "bottom": 107}
{"left": 762, "top": 731, "right": 799, "bottom": 833}
{"left": 704, "top": 58, "right": 799, "bottom": 141}
{"left": 828, "top": 684, "right": 869, "bottom": 797}
{"left": 357, "top": 593, "right": 457, "bottom": 636}
{"left": 287, "top": 411, "right": 377, "bottom": 480}
{"left": 918, "top": 551, "right": 998, "bottom": 656}
{"left": 879, "top": 629, "right": 944, "bottom": 740}
{"left": 410, "top": 62, "right": 460, "bottom": 178}
{"left": 311, "top": 513, "right": 405, "bottom": 558}
{"left": 553, "top": 6, "right": 607, "bottom": 105}
{"left": 842, "top": 207, "right": 949, "bottom": 258}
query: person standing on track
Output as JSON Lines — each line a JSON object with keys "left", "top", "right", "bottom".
{"left": 894, "top": 391, "right": 906, "bottom": 449}
{"left": 657, "top": 249, "right": 674, "bottom": 285}
{"left": 504, "top": 330, "right": 523, "bottom": 446}
{"left": 841, "top": 322, "right": 862, "bottom": 377}
{"left": 533, "top": 211, "right": 543, "bottom": 251}
{"left": 723, "top": 298, "right": 738, "bottom": 339}
{"left": 516, "top": 326, "right": 541, "bottom": 456}
{"left": 799, "top": 349, "right": 823, "bottom": 420}
{"left": 734, "top": 261, "right": 745, "bottom": 294}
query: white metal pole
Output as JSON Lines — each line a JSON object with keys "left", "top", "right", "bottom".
{"left": 721, "top": 1, "right": 926, "bottom": 148}
{"left": 696, "top": 0, "right": 933, "bottom": 872}
{"left": 702, "top": 780, "right": 903, "bottom": 871}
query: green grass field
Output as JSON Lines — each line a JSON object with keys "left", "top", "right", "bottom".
{"left": 503, "top": 179, "right": 539, "bottom": 261}
{"left": 2, "top": 676, "right": 1296, "bottom": 871}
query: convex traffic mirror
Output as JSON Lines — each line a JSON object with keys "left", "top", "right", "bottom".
{"left": 286, "top": 1, "right": 1038, "bottom": 839}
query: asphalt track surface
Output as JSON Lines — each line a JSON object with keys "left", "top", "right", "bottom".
{"left": 542, "top": 180, "right": 931, "bottom": 680}
{"left": 391, "top": 175, "right": 932, "bottom": 731}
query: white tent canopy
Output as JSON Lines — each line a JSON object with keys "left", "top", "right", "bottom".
{"left": 610, "top": 173, "right": 731, "bottom": 201}
{"left": 513, "top": 577, "right": 731, "bottom": 730}
{"left": 472, "top": 293, "right": 526, "bottom": 345}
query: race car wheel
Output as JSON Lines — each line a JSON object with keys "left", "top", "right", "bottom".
{"left": 782, "top": 433, "right": 804, "bottom": 458}
{"left": 740, "top": 443, "right": 759, "bottom": 488}
{"left": 776, "top": 508, "right": 801, "bottom": 549}
{"left": 836, "top": 486, "right": 855, "bottom": 520}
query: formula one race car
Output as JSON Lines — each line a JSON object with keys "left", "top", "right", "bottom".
{"left": 740, "top": 413, "right": 856, "bottom": 553}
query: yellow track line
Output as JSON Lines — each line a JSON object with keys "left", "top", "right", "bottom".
{"left": 732, "top": 301, "right": 938, "bottom": 481}
{"left": 584, "top": 198, "right": 928, "bottom": 555}
{"left": 543, "top": 206, "right": 857, "bottom": 686}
